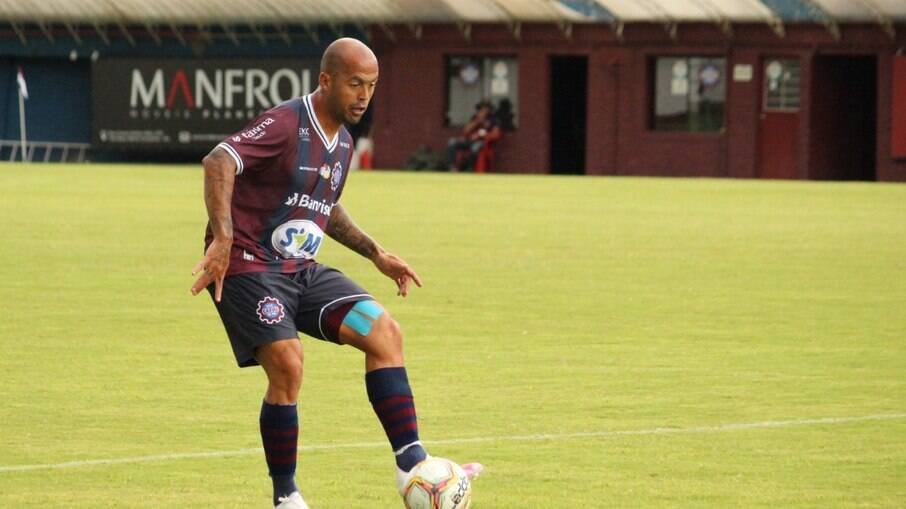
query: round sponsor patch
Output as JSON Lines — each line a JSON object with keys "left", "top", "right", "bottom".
{"left": 256, "top": 296, "right": 285, "bottom": 324}
{"left": 271, "top": 219, "right": 324, "bottom": 259}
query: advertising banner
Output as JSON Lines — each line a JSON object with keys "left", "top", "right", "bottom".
{"left": 92, "top": 58, "right": 319, "bottom": 151}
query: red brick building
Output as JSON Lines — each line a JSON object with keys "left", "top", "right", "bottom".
{"left": 369, "top": 17, "right": 906, "bottom": 181}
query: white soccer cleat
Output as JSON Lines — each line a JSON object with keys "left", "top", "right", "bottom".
{"left": 396, "top": 465, "right": 413, "bottom": 494}
{"left": 275, "top": 491, "right": 309, "bottom": 509}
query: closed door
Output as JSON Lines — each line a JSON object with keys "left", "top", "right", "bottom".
{"left": 758, "top": 58, "right": 801, "bottom": 179}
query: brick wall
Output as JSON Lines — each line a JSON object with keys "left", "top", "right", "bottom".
{"left": 369, "top": 22, "right": 906, "bottom": 182}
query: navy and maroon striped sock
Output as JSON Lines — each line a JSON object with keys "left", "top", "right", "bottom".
{"left": 260, "top": 401, "right": 299, "bottom": 506}
{"left": 366, "top": 367, "right": 428, "bottom": 472}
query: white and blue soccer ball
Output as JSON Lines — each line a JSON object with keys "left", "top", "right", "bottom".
{"left": 402, "top": 457, "right": 472, "bottom": 509}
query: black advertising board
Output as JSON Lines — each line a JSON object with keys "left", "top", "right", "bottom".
{"left": 92, "top": 58, "right": 319, "bottom": 151}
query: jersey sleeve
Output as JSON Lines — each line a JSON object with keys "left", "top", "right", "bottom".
{"left": 215, "top": 106, "right": 297, "bottom": 175}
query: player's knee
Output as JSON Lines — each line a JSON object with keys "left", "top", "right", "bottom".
{"left": 387, "top": 316, "right": 404, "bottom": 347}
{"left": 339, "top": 301, "right": 403, "bottom": 361}
{"left": 369, "top": 314, "right": 404, "bottom": 359}
{"left": 281, "top": 353, "right": 303, "bottom": 379}
{"left": 373, "top": 314, "right": 402, "bottom": 344}
{"left": 265, "top": 348, "right": 303, "bottom": 390}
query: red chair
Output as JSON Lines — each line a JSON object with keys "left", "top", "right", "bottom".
{"left": 474, "top": 140, "right": 496, "bottom": 173}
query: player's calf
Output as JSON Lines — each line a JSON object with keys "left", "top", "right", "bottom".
{"left": 260, "top": 400, "right": 301, "bottom": 506}
{"left": 255, "top": 339, "right": 305, "bottom": 506}
{"left": 332, "top": 301, "right": 428, "bottom": 472}
{"left": 366, "top": 365, "right": 428, "bottom": 472}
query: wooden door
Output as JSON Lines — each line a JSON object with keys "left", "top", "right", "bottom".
{"left": 758, "top": 58, "right": 801, "bottom": 179}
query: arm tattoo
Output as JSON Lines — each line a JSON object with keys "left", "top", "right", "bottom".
{"left": 326, "top": 204, "right": 380, "bottom": 259}
{"left": 202, "top": 148, "right": 236, "bottom": 240}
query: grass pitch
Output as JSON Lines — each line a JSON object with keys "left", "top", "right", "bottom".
{"left": 0, "top": 164, "right": 904, "bottom": 508}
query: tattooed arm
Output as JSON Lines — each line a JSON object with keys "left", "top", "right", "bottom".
{"left": 327, "top": 204, "right": 423, "bottom": 297}
{"left": 325, "top": 203, "right": 380, "bottom": 260}
{"left": 190, "top": 147, "right": 236, "bottom": 302}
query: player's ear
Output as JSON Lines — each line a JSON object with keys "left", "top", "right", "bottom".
{"left": 318, "top": 71, "right": 332, "bottom": 92}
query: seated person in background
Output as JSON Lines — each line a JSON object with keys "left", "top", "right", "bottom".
{"left": 495, "top": 98, "right": 515, "bottom": 132}
{"left": 446, "top": 101, "right": 502, "bottom": 171}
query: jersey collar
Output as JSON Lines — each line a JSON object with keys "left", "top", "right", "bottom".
{"left": 303, "top": 93, "right": 339, "bottom": 153}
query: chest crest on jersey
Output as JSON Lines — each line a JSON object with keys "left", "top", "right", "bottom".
{"left": 329, "top": 161, "right": 343, "bottom": 191}
{"left": 310, "top": 161, "right": 343, "bottom": 192}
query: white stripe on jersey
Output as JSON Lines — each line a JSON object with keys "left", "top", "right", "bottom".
{"left": 216, "top": 142, "right": 244, "bottom": 175}
{"left": 303, "top": 94, "right": 339, "bottom": 153}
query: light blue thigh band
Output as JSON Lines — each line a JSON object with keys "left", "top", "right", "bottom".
{"left": 342, "top": 300, "right": 384, "bottom": 336}
{"left": 352, "top": 300, "right": 384, "bottom": 320}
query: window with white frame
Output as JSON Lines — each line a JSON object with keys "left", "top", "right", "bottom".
{"left": 651, "top": 56, "right": 727, "bottom": 132}
{"left": 445, "top": 55, "right": 518, "bottom": 130}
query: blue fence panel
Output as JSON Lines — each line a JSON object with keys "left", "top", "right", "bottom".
{"left": 1, "top": 58, "right": 91, "bottom": 143}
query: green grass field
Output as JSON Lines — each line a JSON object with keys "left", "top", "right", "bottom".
{"left": 0, "top": 164, "right": 904, "bottom": 508}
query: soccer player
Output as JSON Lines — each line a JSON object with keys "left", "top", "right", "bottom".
{"left": 189, "top": 38, "right": 482, "bottom": 508}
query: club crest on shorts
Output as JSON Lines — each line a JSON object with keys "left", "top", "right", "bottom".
{"left": 256, "top": 296, "right": 285, "bottom": 324}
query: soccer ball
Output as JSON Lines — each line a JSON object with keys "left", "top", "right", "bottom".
{"left": 402, "top": 457, "right": 472, "bottom": 509}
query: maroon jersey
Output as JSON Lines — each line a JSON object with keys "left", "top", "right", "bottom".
{"left": 206, "top": 94, "right": 355, "bottom": 275}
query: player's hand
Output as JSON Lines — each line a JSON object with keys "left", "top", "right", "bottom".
{"left": 372, "top": 252, "right": 422, "bottom": 297}
{"left": 190, "top": 237, "right": 232, "bottom": 302}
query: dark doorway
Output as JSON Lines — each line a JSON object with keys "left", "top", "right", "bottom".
{"left": 810, "top": 55, "right": 877, "bottom": 181}
{"left": 549, "top": 56, "right": 587, "bottom": 174}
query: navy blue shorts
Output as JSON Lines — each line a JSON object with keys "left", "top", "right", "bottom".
{"left": 209, "top": 264, "right": 372, "bottom": 367}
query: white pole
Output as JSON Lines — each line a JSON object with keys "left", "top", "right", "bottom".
{"left": 18, "top": 87, "right": 27, "bottom": 162}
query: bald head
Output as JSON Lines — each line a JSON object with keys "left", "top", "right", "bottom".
{"left": 316, "top": 38, "right": 379, "bottom": 127}
{"left": 321, "top": 37, "right": 378, "bottom": 75}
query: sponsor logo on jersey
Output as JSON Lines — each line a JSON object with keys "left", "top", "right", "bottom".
{"left": 256, "top": 296, "right": 285, "bottom": 324}
{"left": 319, "top": 164, "right": 331, "bottom": 179}
{"left": 242, "top": 250, "right": 255, "bottom": 261}
{"left": 339, "top": 141, "right": 350, "bottom": 148}
{"left": 241, "top": 117, "right": 275, "bottom": 140}
{"left": 283, "top": 193, "right": 332, "bottom": 216}
{"left": 299, "top": 127, "right": 310, "bottom": 139}
{"left": 232, "top": 136, "right": 241, "bottom": 143}
{"left": 330, "top": 161, "right": 343, "bottom": 191}
{"left": 298, "top": 166, "right": 319, "bottom": 172}
{"left": 272, "top": 220, "right": 324, "bottom": 259}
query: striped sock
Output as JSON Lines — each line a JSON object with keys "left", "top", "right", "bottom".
{"left": 366, "top": 367, "right": 428, "bottom": 471}
{"left": 260, "top": 401, "right": 299, "bottom": 506}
